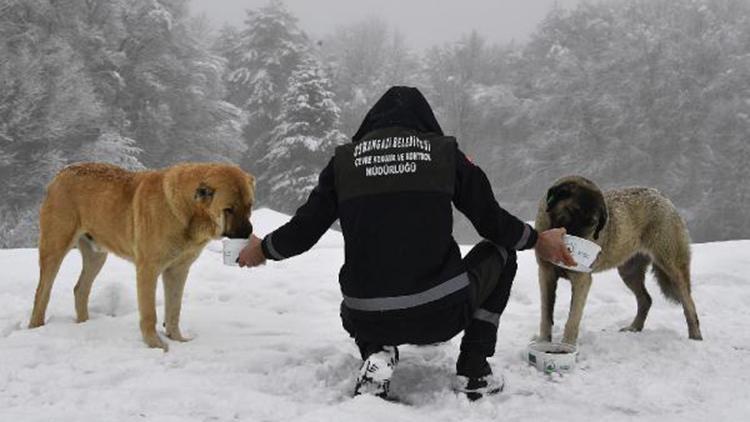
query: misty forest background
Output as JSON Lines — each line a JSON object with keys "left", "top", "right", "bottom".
{"left": 1, "top": 0, "right": 748, "bottom": 247}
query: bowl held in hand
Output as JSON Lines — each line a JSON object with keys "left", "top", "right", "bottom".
{"left": 222, "top": 238, "right": 249, "bottom": 266}
{"left": 554, "top": 234, "right": 601, "bottom": 273}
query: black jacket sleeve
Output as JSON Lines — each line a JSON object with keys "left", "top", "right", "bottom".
{"left": 453, "top": 148, "right": 537, "bottom": 250}
{"left": 261, "top": 158, "right": 338, "bottom": 261}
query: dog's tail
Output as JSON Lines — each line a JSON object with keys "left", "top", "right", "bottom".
{"left": 652, "top": 265, "right": 684, "bottom": 304}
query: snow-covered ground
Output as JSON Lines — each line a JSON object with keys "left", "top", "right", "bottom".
{"left": 1, "top": 209, "right": 749, "bottom": 421}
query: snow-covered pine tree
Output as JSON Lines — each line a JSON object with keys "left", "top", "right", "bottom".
{"left": 213, "top": 24, "right": 243, "bottom": 75}
{"left": 322, "top": 18, "right": 417, "bottom": 136}
{"left": 226, "top": 0, "right": 307, "bottom": 117}
{"left": 262, "top": 58, "right": 346, "bottom": 211}
{"left": 117, "top": 0, "right": 245, "bottom": 166}
{"left": 80, "top": 131, "right": 145, "bottom": 171}
{"left": 0, "top": 2, "right": 103, "bottom": 247}
{"left": 221, "top": 0, "right": 309, "bottom": 187}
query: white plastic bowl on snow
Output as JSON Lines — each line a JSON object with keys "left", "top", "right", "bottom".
{"left": 527, "top": 341, "right": 578, "bottom": 374}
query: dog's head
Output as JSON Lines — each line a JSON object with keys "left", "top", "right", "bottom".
{"left": 545, "top": 176, "right": 608, "bottom": 240}
{"left": 193, "top": 165, "right": 255, "bottom": 240}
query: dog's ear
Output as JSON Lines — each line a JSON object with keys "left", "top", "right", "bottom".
{"left": 546, "top": 184, "right": 571, "bottom": 212}
{"left": 545, "top": 187, "right": 557, "bottom": 212}
{"left": 594, "top": 202, "right": 608, "bottom": 240}
{"left": 194, "top": 183, "right": 215, "bottom": 202}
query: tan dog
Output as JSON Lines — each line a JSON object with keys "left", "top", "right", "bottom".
{"left": 29, "top": 162, "right": 255, "bottom": 350}
{"left": 535, "top": 176, "right": 702, "bottom": 345}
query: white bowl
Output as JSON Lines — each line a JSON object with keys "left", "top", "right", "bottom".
{"left": 554, "top": 234, "right": 602, "bottom": 273}
{"left": 527, "top": 341, "right": 578, "bottom": 374}
{"left": 222, "top": 238, "right": 249, "bottom": 266}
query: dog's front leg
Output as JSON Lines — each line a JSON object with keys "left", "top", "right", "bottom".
{"left": 538, "top": 264, "right": 558, "bottom": 342}
{"left": 136, "top": 262, "right": 168, "bottom": 351}
{"left": 562, "top": 273, "right": 593, "bottom": 345}
{"left": 162, "top": 261, "right": 193, "bottom": 342}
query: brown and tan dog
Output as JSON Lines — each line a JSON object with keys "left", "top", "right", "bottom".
{"left": 29, "top": 162, "right": 255, "bottom": 350}
{"left": 535, "top": 176, "right": 702, "bottom": 345}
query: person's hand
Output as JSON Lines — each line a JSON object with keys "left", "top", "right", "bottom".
{"left": 535, "top": 228, "right": 577, "bottom": 267}
{"left": 238, "top": 234, "right": 266, "bottom": 268}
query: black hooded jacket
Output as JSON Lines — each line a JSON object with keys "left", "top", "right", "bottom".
{"left": 261, "top": 87, "right": 537, "bottom": 345}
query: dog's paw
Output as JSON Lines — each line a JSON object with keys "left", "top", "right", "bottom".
{"left": 561, "top": 335, "right": 579, "bottom": 346}
{"left": 532, "top": 334, "right": 552, "bottom": 343}
{"left": 143, "top": 333, "right": 169, "bottom": 351}
{"left": 166, "top": 329, "right": 192, "bottom": 342}
{"left": 619, "top": 325, "right": 643, "bottom": 333}
{"left": 28, "top": 320, "right": 45, "bottom": 329}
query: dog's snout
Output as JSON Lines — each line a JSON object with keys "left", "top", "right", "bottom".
{"left": 231, "top": 221, "right": 253, "bottom": 239}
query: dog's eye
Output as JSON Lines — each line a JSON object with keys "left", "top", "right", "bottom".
{"left": 224, "top": 207, "right": 234, "bottom": 214}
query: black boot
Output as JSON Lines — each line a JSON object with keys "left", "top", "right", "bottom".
{"left": 453, "top": 352, "right": 504, "bottom": 401}
{"left": 354, "top": 345, "right": 399, "bottom": 398}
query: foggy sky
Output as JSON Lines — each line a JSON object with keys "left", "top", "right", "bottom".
{"left": 191, "top": 0, "right": 583, "bottom": 48}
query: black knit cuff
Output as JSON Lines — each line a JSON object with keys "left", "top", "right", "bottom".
{"left": 513, "top": 223, "right": 538, "bottom": 250}
{"left": 261, "top": 233, "right": 285, "bottom": 261}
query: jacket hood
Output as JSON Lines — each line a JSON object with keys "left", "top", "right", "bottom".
{"left": 352, "top": 86, "right": 444, "bottom": 142}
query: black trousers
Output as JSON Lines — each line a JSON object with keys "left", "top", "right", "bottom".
{"left": 459, "top": 240, "right": 517, "bottom": 359}
{"left": 355, "top": 240, "right": 518, "bottom": 374}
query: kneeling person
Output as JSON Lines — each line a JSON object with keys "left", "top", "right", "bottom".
{"left": 239, "top": 87, "right": 573, "bottom": 400}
